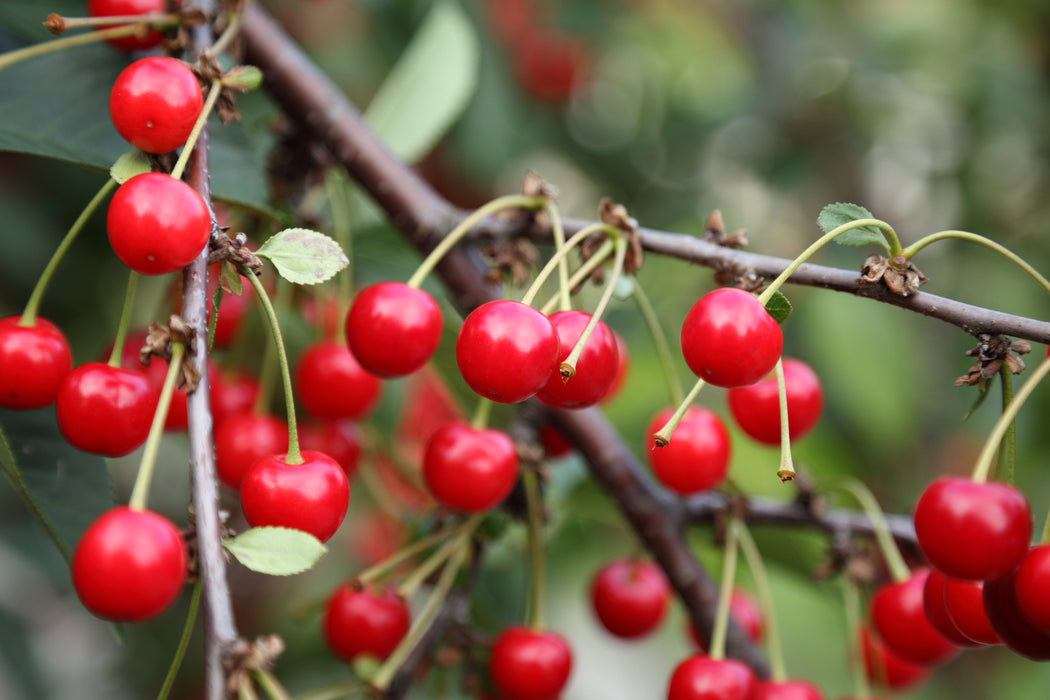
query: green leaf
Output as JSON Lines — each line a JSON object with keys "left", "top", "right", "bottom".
{"left": 364, "top": 1, "right": 480, "bottom": 163}
{"left": 962, "top": 374, "right": 995, "bottom": 421}
{"left": 223, "top": 526, "right": 327, "bottom": 576}
{"left": 110, "top": 149, "right": 151, "bottom": 184}
{"left": 764, "top": 290, "right": 793, "bottom": 324}
{"left": 219, "top": 260, "right": 244, "bottom": 296}
{"left": 222, "top": 65, "right": 263, "bottom": 92}
{"left": 817, "top": 202, "right": 888, "bottom": 248}
{"left": 256, "top": 228, "right": 349, "bottom": 285}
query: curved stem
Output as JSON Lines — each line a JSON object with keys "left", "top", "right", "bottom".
{"left": 293, "top": 681, "right": 364, "bottom": 700}
{"left": 523, "top": 467, "right": 546, "bottom": 631}
{"left": 205, "top": 10, "right": 243, "bottom": 59}
{"left": 652, "top": 376, "right": 707, "bottom": 446}
{"left": 171, "top": 79, "right": 223, "bottom": 181}
{"left": 559, "top": 235, "right": 627, "bottom": 378}
{"left": 736, "top": 523, "right": 786, "bottom": 682}
{"left": 631, "top": 282, "right": 683, "bottom": 406}
{"left": 107, "top": 271, "right": 139, "bottom": 368}
{"left": 470, "top": 397, "right": 493, "bottom": 431}
{"left": 520, "top": 224, "right": 616, "bottom": 307}
{"left": 842, "top": 578, "right": 870, "bottom": 700}
{"left": 543, "top": 201, "right": 572, "bottom": 312}
{"left": 0, "top": 24, "right": 156, "bottom": 72}
{"left": 832, "top": 478, "right": 910, "bottom": 583}
{"left": 773, "top": 359, "right": 795, "bottom": 483}
{"left": 903, "top": 231, "right": 1050, "bottom": 296}
{"left": 538, "top": 237, "right": 614, "bottom": 316}
{"left": 396, "top": 514, "right": 483, "bottom": 599}
{"left": 156, "top": 580, "right": 203, "bottom": 700}
{"left": 129, "top": 342, "right": 186, "bottom": 511}
{"left": 998, "top": 364, "right": 1015, "bottom": 485}
{"left": 252, "top": 670, "right": 293, "bottom": 700}
{"left": 324, "top": 168, "right": 354, "bottom": 344}
{"left": 47, "top": 11, "right": 179, "bottom": 31}
{"left": 356, "top": 523, "right": 459, "bottom": 588}
{"left": 709, "top": 519, "right": 741, "bottom": 661}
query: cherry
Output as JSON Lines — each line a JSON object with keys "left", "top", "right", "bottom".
{"left": 913, "top": 477, "right": 1031, "bottom": 581}
{"left": 109, "top": 56, "right": 203, "bottom": 154}
{"left": 209, "top": 370, "right": 260, "bottom": 425}
{"left": 666, "top": 656, "right": 757, "bottom": 700}
{"left": 680, "top": 288, "right": 783, "bottom": 388}
{"left": 539, "top": 424, "right": 573, "bottom": 458}
{"left": 213, "top": 412, "right": 287, "bottom": 489}
{"left": 870, "top": 569, "right": 957, "bottom": 666}
{"left": 726, "top": 357, "right": 823, "bottom": 445}
{"left": 423, "top": 423, "right": 518, "bottom": 512}
{"left": 456, "top": 300, "right": 560, "bottom": 404}
{"left": 689, "top": 589, "right": 764, "bottom": 651}
{"left": 346, "top": 282, "right": 442, "bottom": 378}
{"left": 299, "top": 420, "right": 363, "bottom": 480}
{"left": 921, "top": 569, "right": 982, "bottom": 648}
{"left": 589, "top": 558, "right": 669, "bottom": 639}
{"left": 646, "top": 407, "right": 731, "bottom": 495}
{"left": 71, "top": 506, "right": 186, "bottom": 622}
{"left": 56, "top": 362, "right": 158, "bottom": 457}
{"left": 88, "top": 0, "right": 177, "bottom": 51}
{"left": 942, "top": 576, "right": 1000, "bottom": 645}
{"left": 294, "top": 340, "right": 381, "bottom": 421}
{"left": 240, "top": 450, "right": 349, "bottom": 542}
{"left": 107, "top": 173, "right": 211, "bottom": 276}
{"left": 1015, "top": 544, "right": 1050, "bottom": 633}
{"left": 512, "top": 31, "right": 590, "bottom": 104}
{"left": 107, "top": 331, "right": 187, "bottom": 431}
{"left": 535, "top": 310, "right": 619, "bottom": 409}
{"left": 0, "top": 316, "right": 72, "bottom": 410}
{"left": 487, "top": 0, "right": 538, "bottom": 45}
{"left": 982, "top": 556, "right": 1050, "bottom": 661}
{"left": 321, "top": 584, "right": 410, "bottom": 663}
{"left": 392, "top": 366, "right": 464, "bottom": 469}
{"left": 859, "top": 628, "right": 929, "bottom": 691}
{"left": 754, "top": 680, "right": 827, "bottom": 700}
{"left": 488, "top": 626, "right": 572, "bottom": 700}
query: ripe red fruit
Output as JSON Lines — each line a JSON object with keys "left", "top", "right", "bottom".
{"left": 423, "top": 423, "right": 518, "bottom": 512}
{"left": 71, "top": 506, "right": 186, "bottom": 621}
{"left": 913, "top": 477, "right": 1031, "bottom": 581}
{"left": 590, "top": 559, "right": 669, "bottom": 639}
{"left": 107, "top": 329, "right": 187, "bottom": 431}
{"left": 392, "top": 367, "right": 464, "bottom": 469}
{"left": 107, "top": 173, "right": 211, "bottom": 275}
{"left": 321, "top": 584, "right": 410, "bottom": 663}
{"left": 755, "top": 680, "right": 827, "bottom": 700}
{"left": 512, "top": 32, "right": 590, "bottom": 104}
{"left": 109, "top": 56, "right": 203, "bottom": 154}
{"left": 0, "top": 316, "right": 72, "bottom": 410}
{"left": 921, "top": 569, "right": 982, "bottom": 648}
{"left": 209, "top": 370, "right": 260, "bottom": 425}
{"left": 667, "top": 656, "right": 756, "bottom": 700}
{"left": 346, "top": 282, "right": 442, "bottom": 378}
{"left": 535, "top": 310, "right": 619, "bottom": 409}
{"left": 539, "top": 424, "right": 573, "bottom": 458}
{"left": 982, "top": 556, "right": 1050, "bottom": 661}
{"left": 294, "top": 340, "right": 381, "bottom": 421}
{"left": 870, "top": 569, "right": 958, "bottom": 666}
{"left": 240, "top": 450, "right": 349, "bottom": 542}
{"left": 689, "top": 589, "right": 764, "bottom": 651}
{"left": 942, "top": 576, "right": 1000, "bottom": 645}
{"left": 456, "top": 300, "right": 559, "bottom": 403}
{"left": 1014, "top": 544, "right": 1050, "bottom": 633}
{"left": 489, "top": 626, "right": 572, "bottom": 700}
{"left": 727, "top": 357, "right": 823, "bottom": 445}
{"left": 88, "top": 0, "right": 178, "bottom": 51}
{"left": 646, "top": 407, "right": 731, "bottom": 495}
{"left": 859, "top": 628, "right": 929, "bottom": 691}
{"left": 213, "top": 412, "right": 287, "bottom": 489}
{"left": 680, "top": 288, "right": 783, "bottom": 388}
{"left": 56, "top": 362, "right": 158, "bottom": 457}
{"left": 299, "top": 420, "right": 363, "bottom": 480}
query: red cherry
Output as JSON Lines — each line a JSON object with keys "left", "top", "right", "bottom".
{"left": 1014, "top": 544, "right": 1050, "bottom": 633}
{"left": 859, "top": 628, "right": 929, "bottom": 691}
{"left": 107, "top": 173, "right": 211, "bottom": 275}
{"left": 539, "top": 424, "right": 573, "bottom": 458}
{"left": 88, "top": 0, "right": 178, "bottom": 51}
{"left": 106, "top": 331, "right": 188, "bottom": 431}
{"left": 646, "top": 407, "right": 731, "bottom": 495}
{"left": 209, "top": 370, "right": 260, "bottom": 425}
{"left": 392, "top": 366, "right": 465, "bottom": 469}
{"left": 346, "top": 282, "right": 442, "bottom": 378}
{"left": 423, "top": 423, "right": 518, "bottom": 512}
{"left": 921, "top": 569, "right": 982, "bottom": 647}
{"left": 590, "top": 558, "right": 669, "bottom": 639}
{"left": 489, "top": 626, "right": 572, "bottom": 700}
{"left": 512, "top": 32, "right": 590, "bottom": 104}
{"left": 726, "top": 357, "right": 823, "bottom": 445}
{"left": 321, "top": 584, "right": 410, "bottom": 663}
{"left": 71, "top": 506, "right": 186, "bottom": 621}
{"left": 667, "top": 656, "right": 757, "bottom": 700}
{"left": 213, "top": 412, "right": 287, "bottom": 489}
{"left": 982, "top": 556, "right": 1050, "bottom": 660}
{"left": 294, "top": 340, "right": 381, "bottom": 421}
{"left": 487, "top": 0, "right": 538, "bottom": 45}
{"left": 755, "top": 680, "right": 827, "bottom": 700}
{"left": 689, "top": 589, "right": 764, "bottom": 651}
{"left": 680, "top": 288, "right": 783, "bottom": 388}
{"left": 240, "top": 450, "right": 349, "bottom": 542}
{"left": 456, "top": 300, "right": 559, "bottom": 404}
{"left": 942, "top": 576, "right": 1000, "bottom": 645}
{"left": 535, "top": 310, "right": 619, "bottom": 409}
{"left": 109, "top": 56, "right": 203, "bottom": 154}
{"left": 299, "top": 419, "right": 363, "bottom": 480}
{"left": 870, "top": 569, "right": 958, "bottom": 666}
{"left": 56, "top": 362, "right": 158, "bottom": 457}
{"left": 0, "top": 316, "right": 72, "bottom": 410}
{"left": 913, "top": 477, "right": 1031, "bottom": 581}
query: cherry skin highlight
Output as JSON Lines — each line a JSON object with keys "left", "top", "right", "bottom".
{"left": 488, "top": 626, "right": 572, "bottom": 700}
{"left": 240, "top": 450, "right": 350, "bottom": 542}
{"left": 346, "top": 282, "right": 442, "bottom": 378}
{"left": 0, "top": 316, "right": 72, "bottom": 410}
{"left": 321, "top": 584, "right": 410, "bottom": 663}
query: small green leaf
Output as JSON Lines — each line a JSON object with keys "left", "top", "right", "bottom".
{"left": 222, "top": 65, "right": 263, "bottom": 92}
{"left": 764, "top": 290, "right": 793, "bottom": 324}
{"left": 256, "top": 228, "right": 349, "bottom": 285}
{"left": 219, "top": 260, "right": 243, "bottom": 296}
{"left": 962, "top": 375, "right": 995, "bottom": 421}
{"left": 817, "top": 202, "right": 888, "bottom": 248}
{"left": 110, "top": 150, "right": 151, "bottom": 184}
{"left": 223, "top": 526, "right": 327, "bottom": 576}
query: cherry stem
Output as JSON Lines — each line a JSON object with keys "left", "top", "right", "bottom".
{"left": 171, "top": 79, "right": 223, "bottom": 181}
{"left": 735, "top": 521, "right": 787, "bottom": 683}
{"left": 355, "top": 523, "right": 460, "bottom": 588}
{"left": 997, "top": 363, "right": 1016, "bottom": 485}
{"left": 756, "top": 218, "right": 901, "bottom": 306}
{"left": 20, "top": 178, "right": 117, "bottom": 327}
{"left": 252, "top": 669, "right": 292, "bottom": 700}
{"left": 652, "top": 376, "right": 707, "bottom": 447}
{"left": 107, "top": 270, "right": 139, "bottom": 369}
{"left": 354, "top": 454, "right": 405, "bottom": 518}
{"left": 543, "top": 200, "right": 572, "bottom": 312}
{"left": 157, "top": 579, "right": 203, "bottom": 700}
{"left": 630, "top": 281, "right": 684, "bottom": 407}
{"left": 970, "top": 353, "right": 1050, "bottom": 484}
{"left": 773, "top": 359, "right": 796, "bottom": 483}
{"left": 291, "top": 680, "right": 365, "bottom": 700}
{"left": 560, "top": 235, "right": 627, "bottom": 379}
{"left": 0, "top": 24, "right": 156, "bottom": 72}
{"left": 832, "top": 477, "right": 910, "bottom": 583}
{"left": 323, "top": 168, "right": 354, "bottom": 344}
{"left": 709, "top": 518, "right": 741, "bottom": 661}
{"left": 538, "top": 237, "right": 614, "bottom": 316}
{"left": 237, "top": 676, "right": 259, "bottom": 700}
{"left": 470, "top": 397, "right": 493, "bottom": 431}
{"left": 396, "top": 513, "right": 483, "bottom": 599}
{"left": 129, "top": 342, "right": 186, "bottom": 511}
{"left": 520, "top": 223, "right": 617, "bottom": 307}
{"left": 523, "top": 467, "right": 546, "bottom": 631}
{"left": 842, "top": 577, "right": 871, "bottom": 700}
{"left": 205, "top": 10, "right": 243, "bottom": 60}
{"left": 405, "top": 194, "right": 545, "bottom": 289}
{"left": 242, "top": 269, "right": 302, "bottom": 465}
{"left": 902, "top": 231, "right": 1050, "bottom": 296}
{"left": 44, "top": 11, "right": 178, "bottom": 33}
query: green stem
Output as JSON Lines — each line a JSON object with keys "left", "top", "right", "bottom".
{"left": 543, "top": 201, "right": 572, "bottom": 312}
{"left": 971, "top": 354, "right": 1050, "bottom": 484}
{"left": 406, "top": 195, "right": 544, "bottom": 289}
{"left": 129, "top": 342, "right": 186, "bottom": 511}
{"left": 652, "top": 376, "right": 707, "bottom": 447}
{"left": 736, "top": 522, "right": 786, "bottom": 682}
{"left": 773, "top": 359, "right": 796, "bottom": 483}
{"left": 396, "top": 514, "right": 483, "bottom": 599}
{"left": 631, "top": 282, "right": 684, "bottom": 407}
{"left": 293, "top": 681, "right": 364, "bottom": 700}
{"left": 756, "top": 219, "right": 900, "bottom": 306}
{"left": 0, "top": 24, "right": 156, "bottom": 72}
{"left": 208, "top": 284, "right": 223, "bottom": 354}
{"left": 205, "top": 10, "right": 242, "bottom": 59}
{"left": 997, "top": 364, "right": 1016, "bottom": 485}
{"left": 470, "top": 397, "right": 493, "bottom": 431}
{"left": 843, "top": 577, "right": 870, "bottom": 700}
{"left": 171, "top": 79, "right": 223, "bottom": 181}
{"left": 156, "top": 580, "right": 202, "bottom": 700}
{"left": 709, "top": 519, "right": 741, "bottom": 661}
{"left": 20, "top": 178, "right": 117, "bottom": 326}
{"left": 107, "top": 271, "right": 139, "bottom": 368}
{"left": 48, "top": 11, "right": 179, "bottom": 31}
{"left": 324, "top": 168, "right": 354, "bottom": 344}
{"left": 242, "top": 270, "right": 301, "bottom": 464}
{"left": 902, "top": 231, "right": 1050, "bottom": 296}
{"left": 832, "top": 478, "right": 910, "bottom": 583}
{"left": 252, "top": 326, "right": 278, "bottom": 416}
{"left": 1041, "top": 506, "right": 1050, "bottom": 546}
{"left": 538, "top": 238, "right": 614, "bottom": 316}
{"left": 356, "top": 523, "right": 459, "bottom": 588}
{"left": 520, "top": 224, "right": 617, "bottom": 307}
{"left": 559, "top": 235, "right": 627, "bottom": 379}
{"left": 523, "top": 467, "right": 546, "bottom": 631}
{"left": 238, "top": 677, "right": 259, "bottom": 700}
{"left": 252, "top": 670, "right": 293, "bottom": 700}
